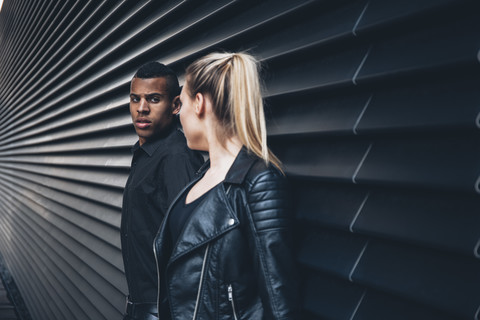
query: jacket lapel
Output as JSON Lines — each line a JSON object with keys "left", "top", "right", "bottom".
{"left": 162, "top": 147, "right": 258, "bottom": 264}
{"left": 169, "top": 183, "right": 239, "bottom": 262}
{"left": 154, "top": 174, "right": 202, "bottom": 268}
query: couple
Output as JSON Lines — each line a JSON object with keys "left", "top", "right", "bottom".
{"left": 122, "top": 52, "right": 300, "bottom": 320}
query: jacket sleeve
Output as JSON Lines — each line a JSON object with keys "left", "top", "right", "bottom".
{"left": 245, "top": 169, "right": 301, "bottom": 320}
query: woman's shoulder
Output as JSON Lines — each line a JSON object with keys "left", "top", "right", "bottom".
{"left": 226, "top": 147, "right": 285, "bottom": 189}
{"left": 244, "top": 157, "right": 286, "bottom": 189}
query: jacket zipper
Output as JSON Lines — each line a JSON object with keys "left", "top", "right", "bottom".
{"left": 226, "top": 184, "right": 238, "bottom": 320}
{"left": 228, "top": 284, "right": 239, "bottom": 320}
{"left": 192, "top": 244, "right": 210, "bottom": 320}
{"left": 153, "top": 241, "right": 161, "bottom": 315}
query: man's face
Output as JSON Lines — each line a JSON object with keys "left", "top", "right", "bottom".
{"left": 129, "top": 77, "right": 178, "bottom": 145}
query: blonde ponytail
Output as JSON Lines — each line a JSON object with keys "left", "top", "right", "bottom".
{"left": 185, "top": 52, "right": 282, "bottom": 171}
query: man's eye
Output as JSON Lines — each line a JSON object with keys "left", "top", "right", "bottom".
{"left": 130, "top": 97, "right": 139, "bottom": 102}
{"left": 150, "top": 97, "right": 160, "bottom": 103}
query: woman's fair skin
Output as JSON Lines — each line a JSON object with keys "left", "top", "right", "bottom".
{"left": 179, "top": 82, "right": 242, "bottom": 203}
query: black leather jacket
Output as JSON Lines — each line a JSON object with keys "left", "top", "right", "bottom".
{"left": 154, "top": 147, "right": 300, "bottom": 319}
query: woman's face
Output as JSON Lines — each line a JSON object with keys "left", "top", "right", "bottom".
{"left": 179, "top": 82, "right": 206, "bottom": 150}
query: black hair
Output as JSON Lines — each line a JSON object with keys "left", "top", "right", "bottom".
{"left": 133, "top": 61, "right": 180, "bottom": 100}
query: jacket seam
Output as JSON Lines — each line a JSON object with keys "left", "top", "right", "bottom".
{"left": 246, "top": 174, "right": 282, "bottom": 318}
{"left": 248, "top": 197, "right": 285, "bottom": 205}
{"left": 245, "top": 170, "right": 279, "bottom": 188}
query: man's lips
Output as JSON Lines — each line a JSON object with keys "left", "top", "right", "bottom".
{"left": 135, "top": 118, "right": 152, "bottom": 129}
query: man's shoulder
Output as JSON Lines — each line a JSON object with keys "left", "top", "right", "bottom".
{"left": 159, "top": 129, "right": 204, "bottom": 163}
{"left": 168, "top": 128, "right": 189, "bottom": 146}
{"left": 147, "top": 128, "right": 187, "bottom": 155}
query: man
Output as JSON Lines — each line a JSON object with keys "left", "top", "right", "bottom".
{"left": 121, "top": 62, "right": 204, "bottom": 320}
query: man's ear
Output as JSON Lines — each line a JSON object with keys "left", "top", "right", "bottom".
{"left": 172, "top": 96, "right": 181, "bottom": 115}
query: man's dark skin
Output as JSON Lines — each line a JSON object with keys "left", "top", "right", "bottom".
{"left": 129, "top": 76, "right": 178, "bottom": 146}
{"left": 121, "top": 63, "right": 203, "bottom": 320}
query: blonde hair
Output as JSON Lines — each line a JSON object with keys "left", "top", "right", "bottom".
{"left": 185, "top": 52, "right": 282, "bottom": 171}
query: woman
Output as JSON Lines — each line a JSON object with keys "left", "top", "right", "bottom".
{"left": 154, "top": 52, "right": 300, "bottom": 319}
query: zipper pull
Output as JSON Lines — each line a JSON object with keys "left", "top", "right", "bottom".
{"left": 228, "top": 284, "right": 233, "bottom": 301}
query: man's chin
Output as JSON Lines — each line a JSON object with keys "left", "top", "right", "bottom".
{"left": 137, "top": 132, "right": 153, "bottom": 143}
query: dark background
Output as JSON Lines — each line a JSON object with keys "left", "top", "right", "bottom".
{"left": 0, "top": 1, "right": 479, "bottom": 319}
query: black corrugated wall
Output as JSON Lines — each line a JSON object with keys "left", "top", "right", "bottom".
{"left": 0, "top": 1, "right": 479, "bottom": 319}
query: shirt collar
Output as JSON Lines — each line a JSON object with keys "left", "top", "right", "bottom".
{"left": 131, "top": 125, "right": 176, "bottom": 157}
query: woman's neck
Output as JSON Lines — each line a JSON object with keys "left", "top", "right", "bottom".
{"left": 206, "top": 136, "right": 243, "bottom": 180}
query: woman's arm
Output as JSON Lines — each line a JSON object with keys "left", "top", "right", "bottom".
{"left": 245, "top": 169, "right": 301, "bottom": 319}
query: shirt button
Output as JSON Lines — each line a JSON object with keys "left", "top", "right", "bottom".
{"left": 228, "top": 218, "right": 235, "bottom": 226}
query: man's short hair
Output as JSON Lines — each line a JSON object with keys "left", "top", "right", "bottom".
{"left": 133, "top": 62, "right": 180, "bottom": 100}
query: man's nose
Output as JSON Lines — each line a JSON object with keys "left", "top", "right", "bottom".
{"left": 137, "top": 98, "right": 149, "bottom": 113}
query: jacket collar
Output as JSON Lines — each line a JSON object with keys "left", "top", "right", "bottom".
{"left": 159, "top": 147, "right": 259, "bottom": 264}
{"left": 169, "top": 184, "right": 239, "bottom": 262}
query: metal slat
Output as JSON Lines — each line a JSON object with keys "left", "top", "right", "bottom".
{"left": 0, "top": 162, "right": 127, "bottom": 189}
{"left": 1, "top": 0, "right": 480, "bottom": 319}
{"left": 4, "top": 2, "right": 63, "bottom": 93}
{"left": 0, "top": 0, "right": 76, "bottom": 110}
{"left": 352, "top": 240, "right": 480, "bottom": 319}
{"left": 355, "top": 9, "right": 480, "bottom": 84}
{"left": 0, "top": 199, "right": 80, "bottom": 319}
{"left": 0, "top": 174, "right": 122, "bottom": 252}
{"left": 0, "top": 1, "right": 34, "bottom": 83}
{"left": 0, "top": 112, "right": 132, "bottom": 150}
{"left": 1, "top": 2, "right": 51, "bottom": 90}
{"left": 267, "top": 91, "right": 371, "bottom": 136}
{"left": 353, "top": 188, "right": 480, "bottom": 258}
{"left": 0, "top": 1, "right": 69, "bottom": 107}
{"left": 0, "top": 1, "right": 149, "bottom": 138}
{"left": 0, "top": 152, "right": 131, "bottom": 168}
{"left": 0, "top": 1, "right": 91, "bottom": 126}
{"left": 355, "top": 136, "right": 480, "bottom": 193}
{"left": 0, "top": 131, "right": 137, "bottom": 155}
{"left": 356, "top": 75, "right": 480, "bottom": 133}
{"left": 0, "top": 185, "right": 122, "bottom": 319}
{"left": 0, "top": 168, "right": 124, "bottom": 215}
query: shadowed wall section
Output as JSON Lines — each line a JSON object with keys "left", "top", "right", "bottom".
{"left": 0, "top": 1, "right": 479, "bottom": 319}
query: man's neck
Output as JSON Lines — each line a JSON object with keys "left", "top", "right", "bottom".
{"left": 139, "top": 123, "right": 176, "bottom": 146}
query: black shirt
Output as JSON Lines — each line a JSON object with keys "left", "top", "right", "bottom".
{"left": 168, "top": 185, "right": 211, "bottom": 247}
{"left": 121, "top": 126, "right": 204, "bottom": 303}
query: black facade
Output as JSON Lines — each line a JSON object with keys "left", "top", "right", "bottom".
{"left": 0, "top": 1, "right": 479, "bottom": 319}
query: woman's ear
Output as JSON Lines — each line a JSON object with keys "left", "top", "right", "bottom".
{"left": 171, "top": 96, "right": 181, "bottom": 115}
{"left": 195, "top": 92, "right": 205, "bottom": 116}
